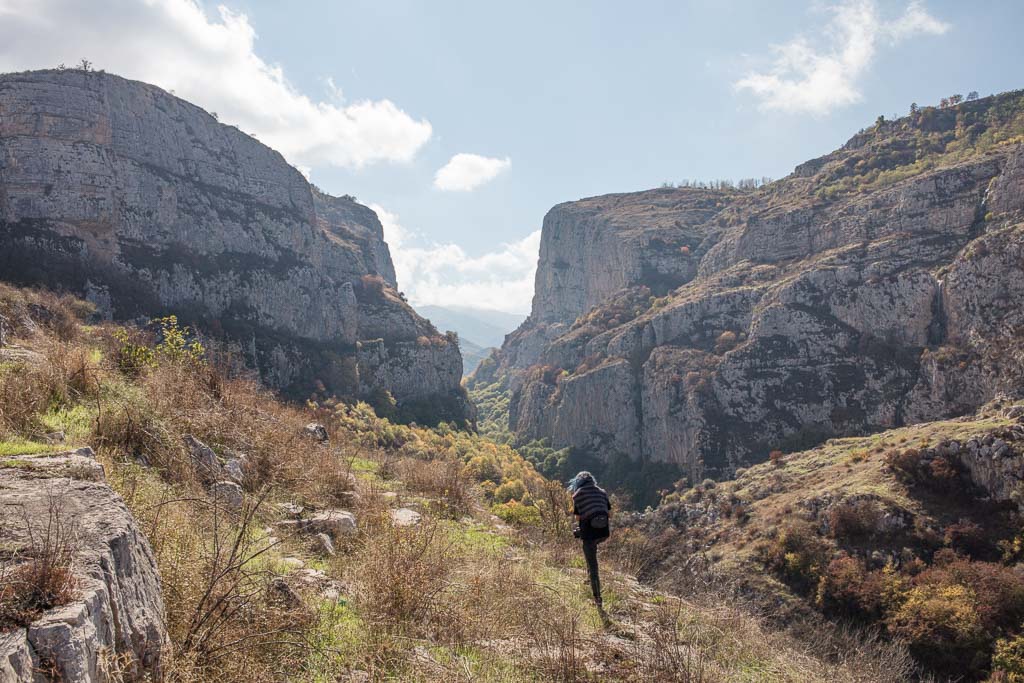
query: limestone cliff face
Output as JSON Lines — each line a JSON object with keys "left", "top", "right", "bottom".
{"left": 0, "top": 69, "right": 464, "bottom": 410}
{"left": 479, "top": 91, "right": 1024, "bottom": 481}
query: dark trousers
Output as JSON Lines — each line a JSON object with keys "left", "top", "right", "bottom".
{"left": 582, "top": 538, "right": 602, "bottom": 605}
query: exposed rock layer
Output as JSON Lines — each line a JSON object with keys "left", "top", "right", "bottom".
{"left": 0, "top": 451, "right": 169, "bottom": 681}
{"left": 0, "top": 69, "right": 464, "bottom": 410}
{"left": 476, "top": 91, "right": 1024, "bottom": 480}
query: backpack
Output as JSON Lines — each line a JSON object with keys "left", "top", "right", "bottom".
{"left": 583, "top": 513, "right": 610, "bottom": 542}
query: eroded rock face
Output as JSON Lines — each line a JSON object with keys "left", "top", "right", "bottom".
{"left": 0, "top": 69, "right": 464, "bottom": 412}
{"left": 481, "top": 94, "right": 1024, "bottom": 481}
{"left": 0, "top": 451, "right": 169, "bottom": 681}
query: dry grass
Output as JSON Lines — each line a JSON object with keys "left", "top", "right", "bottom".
{"left": 0, "top": 493, "right": 79, "bottom": 629}
{"left": 394, "top": 457, "right": 474, "bottom": 518}
{"left": 0, "top": 283, "right": 924, "bottom": 682}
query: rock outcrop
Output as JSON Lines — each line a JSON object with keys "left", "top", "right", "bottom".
{"left": 0, "top": 69, "right": 465, "bottom": 414}
{"left": 0, "top": 450, "right": 169, "bottom": 681}
{"left": 474, "top": 90, "right": 1024, "bottom": 482}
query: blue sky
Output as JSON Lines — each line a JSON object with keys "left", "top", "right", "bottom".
{"left": 2, "top": 0, "right": 1022, "bottom": 313}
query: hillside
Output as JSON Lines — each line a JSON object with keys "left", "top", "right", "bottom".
{"left": 470, "top": 89, "right": 1024, "bottom": 499}
{"left": 0, "top": 284, "right": 920, "bottom": 682}
{"left": 0, "top": 69, "right": 467, "bottom": 421}
{"left": 627, "top": 397, "right": 1024, "bottom": 680}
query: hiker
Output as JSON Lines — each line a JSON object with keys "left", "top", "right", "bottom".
{"left": 569, "top": 471, "right": 611, "bottom": 608}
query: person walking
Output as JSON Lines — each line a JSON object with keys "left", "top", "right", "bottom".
{"left": 569, "top": 471, "right": 611, "bottom": 609}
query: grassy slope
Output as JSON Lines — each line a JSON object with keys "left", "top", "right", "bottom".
{"left": 645, "top": 404, "right": 1024, "bottom": 680}
{"left": 0, "top": 282, "right": 912, "bottom": 682}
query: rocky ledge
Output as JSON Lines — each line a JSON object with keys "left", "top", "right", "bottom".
{"left": 0, "top": 450, "right": 168, "bottom": 682}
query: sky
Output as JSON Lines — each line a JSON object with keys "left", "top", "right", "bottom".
{"left": 1, "top": 0, "right": 1022, "bottom": 314}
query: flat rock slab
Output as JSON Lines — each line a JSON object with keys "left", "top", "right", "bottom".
{"left": 0, "top": 451, "right": 169, "bottom": 681}
{"left": 390, "top": 508, "right": 422, "bottom": 527}
{"left": 303, "top": 510, "right": 357, "bottom": 540}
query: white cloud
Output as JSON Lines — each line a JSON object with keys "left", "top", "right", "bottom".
{"left": 370, "top": 203, "right": 538, "bottom": 314}
{"left": 734, "top": 0, "right": 949, "bottom": 115}
{"left": 433, "top": 153, "right": 511, "bottom": 191}
{"left": 0, "top": 0, "right": 432, "bottom": 168}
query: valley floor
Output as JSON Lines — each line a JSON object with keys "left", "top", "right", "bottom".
{"left": 0, "top": 285, "right": 916, "bottom": 681}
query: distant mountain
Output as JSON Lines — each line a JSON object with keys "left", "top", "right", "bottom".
{"left": 458, "top": 337, "right": 494, "bottom": 377}
{"left": 416, "top": 305, "right": 526, "bottom": 349}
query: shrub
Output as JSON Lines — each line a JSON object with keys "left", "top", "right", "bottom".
{"left": 815, "top": 556, "right": 891, "bottom": 618}
{"left": 763, "top": 520, "right": 830, "bottom": 588}
{"left": 993, "top": 634, "right": 1024, "bottom": 682}
{"left": 463, "top": 454, "right": 502, "bottom": 486}
{"left": 943, "top": 519, "right": 991, "bottom": 558}
{"left": 493, "top": 478, "right": 527, "bottom": 504}
{"left": 828, "top": 499, "right": 881, "bottom": 540}
{"left": 113, "top": 326, "right": 156, "bottom": 375}
{"left": 359, "top": 274, "right": 388, "bottom": 298}
{"left": 357, "top": 519, "right": 454, "bottom": 634}
{"left": 396, "top": 458, "right": 472, "bottom": 518}
{"left": 887, "top": 556, "right": 1024, "bottom": 675}
{"left": 887, "top": 583, "right": 985, "bottom": 670}
{"left": 714, "top": 330, "right": 738, "bottom": 354}
{"left": 769, "top": 450, "right": 785, "bottom": 467}
{"left": 885, "top": 447, "right": 964, "bottom": 494}
{"left": 491, "top": 500, "right": 542, "bottom": 526}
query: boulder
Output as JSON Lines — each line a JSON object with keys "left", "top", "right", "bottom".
{"left": 304, "top": 423, "right": 329, "bottom": 443}
{"left": 0, "top": 452, "right": 168, "bottom": 681}
{"left": 43, "top": 430, "right": 65, "bottom": 444}
{"left": 210, "top": 481, "right": 244, "bottom": 509}
{"left": 223, "top": 457, "right": 245, "bottom": 484}
{"left": 278, "top": 502, "right": 305, "bottom": 517}
{"left": 183, "top": 434, "right": 220, "bottom": 483}
{"left": 268, "top": 577, "right": 304, "bottom": 610}
{"left": 304, "top": 510, "right": 357, "bottom": 540}
{"left": 0, "top": 632, "right": 38, "bottom": 681}
{"left": 0, "top": 313, "right": 8, "bottom": 347}
{"left": 390, "top": 508, "right": 422, "bottom": 527}
{"left": 315, "top": 532, "right": 336, "bottom": 557}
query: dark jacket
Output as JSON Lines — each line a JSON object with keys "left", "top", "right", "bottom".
{"left": 571, "top": 482, "right": 611, "bottom": 541}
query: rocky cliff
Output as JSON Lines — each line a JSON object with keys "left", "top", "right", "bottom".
{"left": 0, "top": 69, "right": 465, "bottom": 414}
{"left": 473, "top": 90, "right": 1024, "bottom": 483}
{"left": 0, "top": 450, "right": 169, "bottom": 681}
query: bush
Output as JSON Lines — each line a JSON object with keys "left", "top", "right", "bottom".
{"left": 763, "top": 520, "right": 830, "bottom": 588}
{"left": 886, "top": 555, "right": 1024, "bottom": 675}
{"left": 888, "top": 583, "right": 985, "bottom": 670}
{"left": 357, "top": 519, "right": 454, "bottom": 633}
{"left": 815, "top": 556, "right": 892, "bottom": 619}
{"left": 396, "top": 458, "right": 473, "bottom": 518}
{"left": 828, "top": 499, "right": 881, "bottom": 540}
{"left": 714, "top": 330, "right": 738, "bottom": 354}
{"left": 493, "top": 478, "right": 527, "bottom": 504}
{"left": 943, "top": 519, "right": 991, "bottom": 559}
{"left": 491, "top": 500, "right": 541, "bottom": 526}
{"left": 463, "top": 454, "right": 503, "bottom": 486}
{"left": 885, "top": 447, "right": 964, "bottom": 494}
{"left": 993, "top": 634, "right": 1024, "bottom": 682}
{"left": 359, "top": 274, "right": 388, "bottom": 299}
